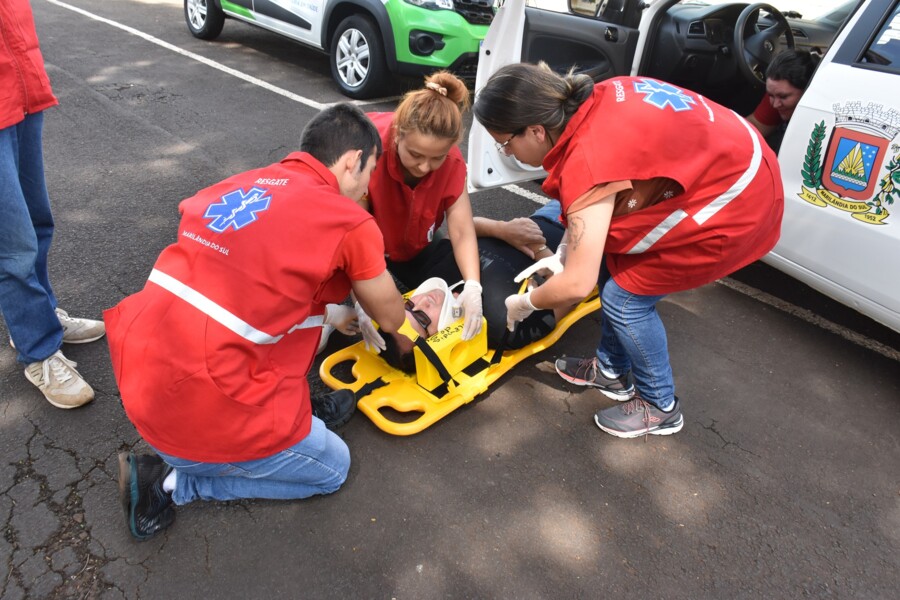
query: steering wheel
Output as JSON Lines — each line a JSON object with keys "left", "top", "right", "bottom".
{"left": 733, "top": 3, "right": 795, "bottom": 86}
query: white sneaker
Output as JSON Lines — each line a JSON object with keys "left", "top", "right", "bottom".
{"left": 317, "top": 324, "right": 335, "bottom": 356}
{"left": 56, "top": 308, "right": 105, "bottom": 344}
{"left": 24, "top": 350, "right": 94, "bottom": 409}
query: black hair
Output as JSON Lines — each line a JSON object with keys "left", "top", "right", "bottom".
{"left": 381, "top": 333, "right": 417, "bottom": 375}
{"left": 473, "top": 62, "right": 594, "bottom": 136}
{"left": 300, "top": 103, "right": 382, "bottom": 171}
{"left": 766, "top": 50, "right": 820, "bottom": 91}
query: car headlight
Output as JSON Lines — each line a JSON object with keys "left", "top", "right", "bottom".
{"left": 403, "top": 0, "right": 455, "bottom": 10}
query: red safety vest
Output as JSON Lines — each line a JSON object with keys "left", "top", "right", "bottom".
{"left": 543, "top": 77, "right": 783, "bottom": 295}
{"left": 366, "top": 112, "right": 467, "bottom": 261}
{"left": 0, "top": 0, "right": 58, "bottom": 130}
{"left": 105, "top": 153, "right": 385, "bottom": 462}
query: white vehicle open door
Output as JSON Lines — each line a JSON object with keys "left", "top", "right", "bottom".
{"left": 467, "top": 0, "right": 541, "bottom": 192}
{"left": 765, "top": 0, "right": 900, "bottom": 332}
{"left": 467, "top": 0, "right": 658, "bottom": 193}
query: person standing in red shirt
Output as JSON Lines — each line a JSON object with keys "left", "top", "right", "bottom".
{"left": 107, "top": 104, "right": 406, "bottom": 540}
{"left": 358, "top": 72, "right": 484, "bottom": 348}
{"left": 0, "top": 0, "right": 106, "bottom": 409}
{"left": 474, "top": 63, "right": 783, "bottom": 439}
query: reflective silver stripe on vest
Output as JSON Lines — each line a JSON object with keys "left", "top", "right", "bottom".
{"left": 148, "top": 269, "right": 283, "bottom": 344}
{"left": 148, "top": 269, "right": 326, "bottom": 345}
{"left": 627, "top": 114, "right": 763, "bottom": 254}
{"left": 693, "top": 116, "right": 762, "bottom": 226}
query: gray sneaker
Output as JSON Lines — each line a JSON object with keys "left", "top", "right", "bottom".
{"left": 555, "top": 356, "right": 635, "bottom": 401}
{"left": 594, "top": 397, "right": 683, "bottom": 439}
{"left": 56, "top": 308, "right": 106, "bottom": 344}
{"left": 24, "top": 350, "right": 94, "bottom": 409}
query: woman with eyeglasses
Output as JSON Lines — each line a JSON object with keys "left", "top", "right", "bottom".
{"left": 472, "top": 62, "right": 784, "bottom": 439}
{"left": 354, "top": 71, "right": 483, "bottom": 353}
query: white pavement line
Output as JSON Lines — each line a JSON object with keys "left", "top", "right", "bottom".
{"left": 42, "top": 0, "right": 399, "bottom": 110}
{"left": 718, "top": 277, "right": 900, "bottom": 363}
{"left": 502, "top": 184, "right": 550, "bottom": 204}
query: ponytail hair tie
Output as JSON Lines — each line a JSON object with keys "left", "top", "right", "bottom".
{"left": 425, "top": 81, "right": 448, "bottom": 96}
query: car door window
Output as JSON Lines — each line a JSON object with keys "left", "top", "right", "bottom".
{"left": 863, "top": 2, "right": 900, "bottom": 67}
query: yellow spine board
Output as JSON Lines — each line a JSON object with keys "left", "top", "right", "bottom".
{"left": 319, "top": 293, "right": 600, "bottom": 435}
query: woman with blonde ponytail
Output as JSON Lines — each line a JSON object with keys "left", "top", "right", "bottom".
{"left": 355, "top": 71, "right": 483, "bottom": 350}
{"left": 474, "top": 62, "right": 784, "bottom": 439}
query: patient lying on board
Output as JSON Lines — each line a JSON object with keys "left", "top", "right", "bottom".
{"left": 381, "top": 272, "right": 571, "bottom": 374}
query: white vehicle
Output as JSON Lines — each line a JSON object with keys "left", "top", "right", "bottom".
{"left": 468, "top": 0, "right": 900, "bottom": 333}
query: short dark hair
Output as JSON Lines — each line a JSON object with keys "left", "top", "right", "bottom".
{"left": 382, "top": 333, "right": 417, "bottom": 375}
{"left": 300, "top": 103, "right": 382, "bottom": 171}
{"left": 766, "top": 50, "right": 820, "bottom": 91}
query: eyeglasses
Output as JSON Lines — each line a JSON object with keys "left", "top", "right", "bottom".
{"left": 494, "top": 132, "right": 518, "bottom": 155}
{"left": 405, "top": 298, "right": 432, "bottom": 334}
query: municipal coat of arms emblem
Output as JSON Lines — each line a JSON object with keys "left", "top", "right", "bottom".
{"left": 799, "top": 101, "right": 900, "bottom": 225}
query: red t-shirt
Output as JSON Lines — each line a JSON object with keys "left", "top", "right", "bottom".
{"left": 365, "top": 112, "right": 467, "bottom": 261}
{"left": 752, "top": 94, "right": 783, "bottom": 127}
{"left": 542, "top": 77, "right": 784, "bottom": 295}
{"left": 105, "top": 153, "right": 385, "bottom": 462}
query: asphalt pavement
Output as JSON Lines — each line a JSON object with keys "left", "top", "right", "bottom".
{"left": 0, "top": 1, "right": 898, "bottom": 598}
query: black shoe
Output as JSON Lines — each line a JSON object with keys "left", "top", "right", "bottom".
{"left": 312, "top": 389, "right": 356, "bottom": 429}
{"left": 555, "top": 356, "right": 635, "bottom": 401}
{"left": 118, "top": 452, "right": 175, "bottom": 541}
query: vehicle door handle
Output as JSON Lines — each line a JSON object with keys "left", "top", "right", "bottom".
{"left": 605, "top": 27, "right": 618, "bottom": 42}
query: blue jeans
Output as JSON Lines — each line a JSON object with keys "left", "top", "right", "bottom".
{"left": 0, "top": 111, "right": 61, "bottom": 364}
{"left": 154, "top": 417, "right": 351, "bottom": 505}
{"left": 531, "top": 199, "right": 562, "bottom": 222}
{"left": 596, "top": 274, "right": 675, "bottom": 411}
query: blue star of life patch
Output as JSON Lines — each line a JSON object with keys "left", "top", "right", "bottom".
{"left": 633, "top": 79, "right": 696, "bottom": 112}
{"left": 203, "top": 186, "right": 272, "bottom": 233}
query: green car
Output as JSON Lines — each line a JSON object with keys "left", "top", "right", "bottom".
{"left": 183, "top": 0, "right": 494, "bottom": 99}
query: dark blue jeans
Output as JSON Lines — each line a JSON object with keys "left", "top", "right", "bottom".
{"left": 596, "top": 272, "right": 675, "bottom": 411}
{"left": 0, "top": 112, "right": 62, "bottom": 364}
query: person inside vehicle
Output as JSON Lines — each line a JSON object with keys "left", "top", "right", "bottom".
{"left": 472, "top": 62, "right": 784, "bottom": 440}
{"left": 746, "top": 49, "right": 820, "bottom": 151}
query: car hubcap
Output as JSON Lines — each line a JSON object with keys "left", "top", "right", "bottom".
{"left": 187, "top": 0, "right": 208, "bottom": 29}
{"left": 335, "top": 28, "right": 370, "bottom": 88}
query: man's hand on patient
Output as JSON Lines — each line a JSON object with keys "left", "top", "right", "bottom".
{"left": 324, "top": 304, "right": 360, "bottom": 336}
{"left": 354, "top": 301, "right": 386, "bottom": 353}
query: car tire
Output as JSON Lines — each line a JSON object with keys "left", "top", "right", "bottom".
{"left": 185, "top": 0, "right": 225, "bottom": 40}
{"left": 330, "top": 15, "right": 389, "bottom": 100}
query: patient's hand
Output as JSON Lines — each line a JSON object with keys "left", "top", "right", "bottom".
{"left": 499, "top": 218, "right": 546, "bottom": 258}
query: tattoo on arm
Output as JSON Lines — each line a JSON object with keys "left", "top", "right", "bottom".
{"left": 568, "top": 216, "right": 586, "bottom": 251}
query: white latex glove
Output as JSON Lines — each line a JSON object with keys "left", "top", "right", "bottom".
{"left": 354, "top": 301, "right": 386, "bottom": 353}
{"left": 454, "top": 280, "right": 484, "bottom": 341}
{"left": 514, "top": 243, "right": 567, "bottom": 283}
{"left": 505, "top": 290, "right": 537, "bottom": 332}
{"left": 324, "top": 304, "right": 359, "bottom": 335}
